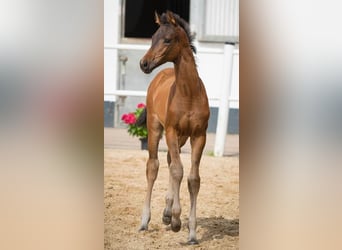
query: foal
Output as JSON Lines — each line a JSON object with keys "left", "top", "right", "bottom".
{"left": 138, "top": 11, "right": 209, "bottom": 244}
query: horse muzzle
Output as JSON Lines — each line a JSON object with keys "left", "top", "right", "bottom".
{"left": 140, "top": 59, "right": 156, "bottom": 74}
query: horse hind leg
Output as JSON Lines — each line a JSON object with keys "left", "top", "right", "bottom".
{"left": 139, "top": 122, "right": 162, "bottom": 231}
{"left": 187, "top": 134, "right": 206, "bottom": 244}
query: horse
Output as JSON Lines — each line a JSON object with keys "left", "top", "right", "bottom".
{"left": 138, "top": 11, "right": 210, "bottom": 245}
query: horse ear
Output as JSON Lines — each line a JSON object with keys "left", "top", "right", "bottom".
{"left": 166, "top": 10, "right": 177, "bottom": 26}
{"left": 155, "top": 11, "right": 161, "bottom": 25}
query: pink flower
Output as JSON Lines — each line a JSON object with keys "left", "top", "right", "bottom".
{"left": 121, "top": 113, "right": 136, "bottom": 125}
{"left": 137, "top": 103, "right": 146, "bottom": 109}
{"left": 121, "top": 103, "right": 148, "bottom": 138}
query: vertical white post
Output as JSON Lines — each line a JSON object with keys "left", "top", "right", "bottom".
{"left": 104, "top": 0, "right": 120, "bottom": 98}
{"left": 104, "top": 0, "right": 120, "bottom": 125}
{"left": 214, "top": 43, "right": 234, "bottom": 157}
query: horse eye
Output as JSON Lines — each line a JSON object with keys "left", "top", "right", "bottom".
{"left": 164, "top": 38, "right": 171, "bottom": 44}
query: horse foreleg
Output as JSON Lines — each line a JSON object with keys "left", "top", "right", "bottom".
{"left": 162, "top": 161, "right": 173, "bottom": 225}
{"left": 139, "top": 157, "right": 159, "bottom": 231}
{"left": 165, "top": 129, "right": 184, "bottom": 232}
{"left": 187, "top": 134, "right": 206, "bottom": 244}
{"left": 139, "top": 125, "right": 161, "bottom": 231}
{"left": 163, "top": 136, "right": 187, "bottom": 225}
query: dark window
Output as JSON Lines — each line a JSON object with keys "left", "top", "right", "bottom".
{"left": 124, "top": 0, "right": 190, "bottom": 39}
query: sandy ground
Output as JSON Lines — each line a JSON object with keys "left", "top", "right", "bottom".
{"left": 104, "top": 149, "right": 239, "bottom": 250}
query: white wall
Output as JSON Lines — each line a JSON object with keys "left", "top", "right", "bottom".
{"left": 196, "top": 44, "right": 239, "bottom": 109}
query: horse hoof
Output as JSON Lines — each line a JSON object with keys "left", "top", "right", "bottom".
{"left": 171, "top": 219, "right": 181, "bottom": 232}
{"left": 162, "top": 215, "right": 171, "bottom": 225}
{"left": 188, "top": 239, "right": 199, "bottom": 245}
{"left": 162, "top": 212, "right": 172, "bottom": 225}
{"left": 138, "top": 225, "right": 148, "bottom": 231}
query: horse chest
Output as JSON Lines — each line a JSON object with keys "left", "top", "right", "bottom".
{"left": 168, "top": 109, "right": 207, "bottom": 135}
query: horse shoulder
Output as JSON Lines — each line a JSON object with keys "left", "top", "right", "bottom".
{"left": 148, "top": 68, "right": 174, "bottom": 90}
{"left": 146, "top": 68, "right": 175, "bottom": 126}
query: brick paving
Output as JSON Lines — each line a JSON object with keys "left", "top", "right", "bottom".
{"left": 104, "top": 128, "right": 239, "bottom": 156}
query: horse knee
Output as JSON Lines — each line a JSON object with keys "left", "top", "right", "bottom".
{"left": 170, "top": 163, "right": 183, "bottom": 182}
{"left": 146, "top": 158, "right": 159, "bottom": 181}
{"left": 187, "top": 175, "right": 200, "bottom": 194}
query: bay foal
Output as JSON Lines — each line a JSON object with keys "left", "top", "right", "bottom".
{"left": 138, "top": 11, "right": 209, "bottom": 244}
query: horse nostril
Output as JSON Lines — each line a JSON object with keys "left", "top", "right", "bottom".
{"left": 140, "top": 59, "right": 150, "bottom": 72}
{"left": 143, "top": 60, "right": 148, "bottom": 68}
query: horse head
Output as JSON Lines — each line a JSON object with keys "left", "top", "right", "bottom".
{"left": 140, "top": 11, "right": 193, "bottom": 74}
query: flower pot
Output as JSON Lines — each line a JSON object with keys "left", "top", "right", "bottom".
{"left": 139, "top": 138, "right": 148, "bottom": 150}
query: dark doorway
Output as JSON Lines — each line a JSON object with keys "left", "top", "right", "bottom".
{"left": 124, "top": 0, "right": 190, "bottom": 38}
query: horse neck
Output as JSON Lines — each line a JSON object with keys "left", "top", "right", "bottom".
{"left": 173, "top": 48, "right": 200, "bottom": 97}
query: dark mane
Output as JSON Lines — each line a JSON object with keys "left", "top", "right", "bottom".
{"left": 159, "top": 12, "right": 197, "bottom": 54}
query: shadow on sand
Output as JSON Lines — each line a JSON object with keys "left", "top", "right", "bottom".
{"left": 196, "top": 216, "right": 239, "bottom": 243}
{"left": 179, "top": 216, "right": 239, "bottom": 245}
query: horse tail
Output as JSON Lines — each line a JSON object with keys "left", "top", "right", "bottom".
{"left": 135, "top": 107, "right": 147, "bottom": 127}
